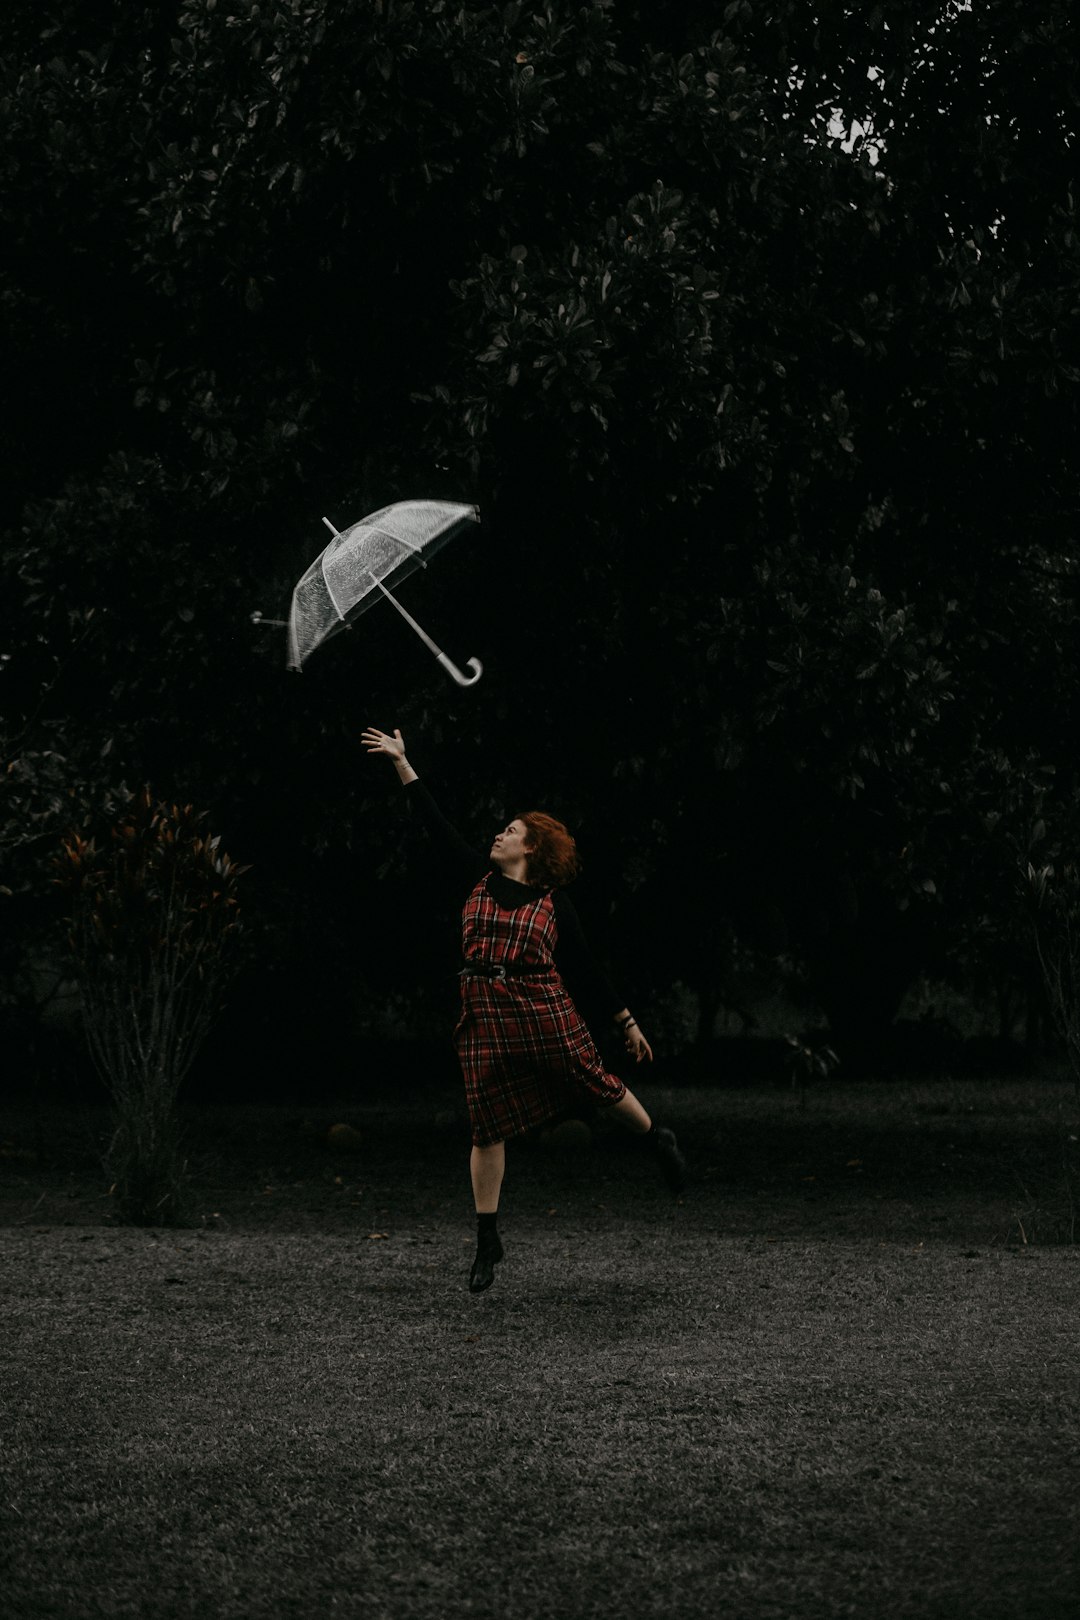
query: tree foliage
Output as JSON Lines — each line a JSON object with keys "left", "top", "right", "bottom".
{"left": 3, "top": 1, "right": 1079, "bottom": 1070}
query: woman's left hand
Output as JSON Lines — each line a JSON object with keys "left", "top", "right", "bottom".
{"left": 625, "top": 1025, "right": 653, "bottom": 1064}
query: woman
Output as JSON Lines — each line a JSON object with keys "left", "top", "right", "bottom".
{"left": 361, "top": 726, "right": 687, "bottom": 1293}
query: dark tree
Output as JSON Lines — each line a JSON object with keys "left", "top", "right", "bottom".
{"left": 3, "top": 1, "right": 1078, "bottom": 1077}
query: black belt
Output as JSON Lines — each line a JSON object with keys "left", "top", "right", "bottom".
{"left": 459, "top": 961, "right": 553, "bottom": 982}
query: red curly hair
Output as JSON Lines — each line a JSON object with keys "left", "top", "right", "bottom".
{"left": 519, "top": 810, "right": 580, "bottom": 888}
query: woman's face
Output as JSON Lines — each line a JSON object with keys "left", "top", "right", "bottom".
{"left": 490, "top": 818, "right": 532, "bottom": 868}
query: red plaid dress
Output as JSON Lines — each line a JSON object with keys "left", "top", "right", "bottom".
{"left": 454, "top": 877, "right": 628, "bottom": 1146}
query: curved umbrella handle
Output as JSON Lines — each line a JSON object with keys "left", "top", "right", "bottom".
{"left": 437, "top": 653, "right": 483, "bottom": 687}
{"left": 352, "top": 563, "right": 483, "bottom": 688}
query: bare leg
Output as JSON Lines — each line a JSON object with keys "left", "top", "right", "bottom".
{"left": 608, "top": 1088, "right": 686, "bottom": 1191}
{"left": 469, "top": 1143, "right": 505, "bottom": 1293}
{"left": 607, "top": 1087, "right": 653, "bottom": 1135}
{"left": 470, "top": 1142, "right": 506, "bottom": 1213}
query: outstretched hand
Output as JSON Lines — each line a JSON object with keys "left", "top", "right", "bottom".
{"left": 361, "top": 727, "right": 407, "bottom": 763}
{"left": 625, "top": 1026, "right": 653, "bottom": 1065}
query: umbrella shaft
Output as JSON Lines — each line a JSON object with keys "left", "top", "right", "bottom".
{"left": 370, "top": 575, "right": 443, "bottom": 658}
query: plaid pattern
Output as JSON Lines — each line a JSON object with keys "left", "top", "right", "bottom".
{"left": 454, "top": 878, "right": 627, "bottom": 1147}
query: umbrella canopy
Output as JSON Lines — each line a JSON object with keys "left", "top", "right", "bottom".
{"left": 286, "top": 500, "right": 481, "bottom": 683}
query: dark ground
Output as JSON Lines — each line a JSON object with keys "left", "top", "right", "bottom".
{"left": 2, "top": 1079, "right": 1079, "bottom": 1619}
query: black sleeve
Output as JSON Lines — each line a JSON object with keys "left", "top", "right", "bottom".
{"left": 552, "top": 892, "right": 624, "bottom": 1023}
{"left": 403, "top": 779, "right": 487, "bottom": 887}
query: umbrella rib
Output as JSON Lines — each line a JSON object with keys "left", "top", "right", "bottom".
{"left": 318, "top": 514, "right": 425, "bottom": 624}
{"left": 363, "top": 522, "right": 425, "bottom": 561}
{"left": 321, "top": 514, "right": 425, "bottom": 568}
{"left": 319, "top": 547, "right": 348, "bottom": 624}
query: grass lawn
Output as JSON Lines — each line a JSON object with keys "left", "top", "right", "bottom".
{"left": 2, "top": 1079, "right": 1079, "bottom": 1619}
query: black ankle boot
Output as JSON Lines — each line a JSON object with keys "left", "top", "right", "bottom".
{"left": 469, "top": 1219, "right": 504, "bottom": 1293}
{"left": 648, "top": 1125, "right": 687, "bottom": 1193}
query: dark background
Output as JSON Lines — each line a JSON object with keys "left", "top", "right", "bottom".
{"left": 3, "top": 0, "right": 1079, "bottom": 1100}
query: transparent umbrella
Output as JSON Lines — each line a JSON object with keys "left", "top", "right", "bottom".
{"left": 262, "top": 500, "right": 483, "bottom": 686}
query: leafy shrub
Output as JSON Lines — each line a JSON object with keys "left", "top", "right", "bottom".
{"left": 54, "top": 788, "right": 247, "bottom": 1224}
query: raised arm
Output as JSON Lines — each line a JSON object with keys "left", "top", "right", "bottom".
{"left": 361, "top": 726, "right": 486, "bottom": 881}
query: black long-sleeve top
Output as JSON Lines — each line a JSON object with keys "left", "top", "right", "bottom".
{"left": 405, "top": 778, "right": 624, "bottom": 1022}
